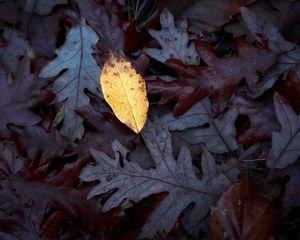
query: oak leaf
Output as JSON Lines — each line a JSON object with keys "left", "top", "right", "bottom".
{"left": 80, "top": 119, "right": 231, "bottom": 238}
{"left": 144, "top": 8, "right": 200, "bottom": 65}
{"left": 148, "top": 37, "right": 276, "bottom": 116}
{"left": 39, "top": 18, "right": 100, "bottom": 141}
{"left": 241, "top": 7, "right": 300, "bottom": 97}
{"left": 161, "top": 97, "right": 238, "bottom": 154}
{"left": 100, "top": 51, "right": 149, "bottom": 133}
{"left": 179, "top": 0, "right": 255, "bottom": 32}
{"left": 267, "top": 93, "right": 300, "bottom": 169}
{"left": 0, "top": 141, "right": 118, "bottom": 239}
{"left": 0, "top": 28, "right": 29, "bottom": 76}
{"left": 24, "top": 0, "right": 67, "bottom": 15}
{"left": 74, "top": 0, "right": 124, "bottom": 53}
{"left": 0, "top": 58, "right": 54, "bottom": 138}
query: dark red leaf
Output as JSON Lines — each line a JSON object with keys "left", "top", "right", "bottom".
{"left": 0, "top": 58, "right": 54, "bottom": 138}
{"left": 147, "top": 79, "right": 207, "bottom": 117}
{"left": 277, "top": 70, "right": 300, "bottom": 114}
{"left": 234, "top": 94, "right": 280, "bottom": 146}
{"left": 149, "top": 37, "right": 276, "bottom": 116}
{"left": 13, "top": 125, "right": 66, "bottom": 166}
{"left": 0, "top": 141, "right": 119, "bottom": 239}
{"left": 74, "top": 0, "right": 125, "bottom": 54}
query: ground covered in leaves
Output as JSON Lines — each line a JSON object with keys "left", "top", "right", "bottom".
{"left": 0, "top": 0, "right": 300, "bottom": 239}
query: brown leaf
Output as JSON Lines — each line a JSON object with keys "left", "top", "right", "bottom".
{"left": 211, "top": 176, "right": 277, "bottom": 240}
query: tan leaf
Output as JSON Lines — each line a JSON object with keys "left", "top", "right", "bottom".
{"left": 100, "top": 51, "right": 149, "bottom": 133}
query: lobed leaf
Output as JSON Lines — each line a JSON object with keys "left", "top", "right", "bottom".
{"left": 80, "top": 119, "right": 231, "bottom": 238}
{"left": 39, "top": 19, "right": 100, "bottom": 140}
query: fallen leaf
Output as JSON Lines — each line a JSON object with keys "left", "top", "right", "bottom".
{"left": 0, "top": 141, "right": 118, "bottom": 239}
{"left": 180, "top": 99, "right": 238, "bottom": 153}
{"left": 161, "top": 97, "right": 238, "bottom": 154}
{"left": 233, "top": 95, "right": 280, "bottom": 146}
{"left": 13, "top": 125, "right": 66, "bottom": 166}
{"left": 240, "top": 7, "right": 300, "bottom": 97}
{"left": 277, "top": 70, "right": 300, "bottom": 114}
{"left": 24, "top": 0, "right": 67, "bottom": 15}
{"left": 180, "top": 0, "right": 256, "bottom": 32}
{"left": 160, "top": 98, "right": 212, "bottom": 131}
{"left": 75, "top": 94, "right": 136, "bottom": 160}
{"left": 194, "top": 37, "right": 276, "bottom": 114}
{"left": 267, "top": 93, "right": 300, "bottom": 169}
{"left": 20, "top": 9, "right": 62, "bottom": 60}
{"left": 39, "top": 18, "right": 100, "bottom": 141}
{"left": 74, "top": 0, "right": 124, "bottom": 54}
{"left": 80, "top": 119, "right": 231, "bottom": 238}
{"left": 211, "top": 176, "right": 277, "bottom": 240}
{"left": 225, "top": 0, "right": 294, "bottom": 42}
{"left": 144, "top": 8, "right": 200, "bottom": 64}
{"left": 150, "top": 37, "right": 276, "bottom": 116}
{"left": 100, "top": 50, "right": 149, "bottom": 133}
{"left": 0, "top": 58, "right": 54, "bottom": 138}
{"left": 0, "top": 28, "right": 29, "bottom": 76}
{"left": 268, "top": 160, "right": 300, "bottom": 210}
{"left": 147, "top": 78, "right": 207, "bottom": 117}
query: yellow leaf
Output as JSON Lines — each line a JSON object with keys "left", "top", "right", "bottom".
{"left": 100, "top": 51, "right": 149, "bottom": 133}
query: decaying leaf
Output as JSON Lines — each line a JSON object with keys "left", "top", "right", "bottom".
{"left": 74, "top": 0, "right": 124, "bottom": 53}
{"left": 80, "top": 119, "right": 231, "bottom": 238}
{"left": 277, "top": 70, "right": 300, "bottom": 114}
{"left": 0, "top": 28, "right": 29, "bottom": 76}
{"left": 180, "top": 0, "right": 256, "bottom": 32}
{"left": 267, "top": 93, "right": 300, "bottom": 169}
{"left": 0, "top": 141, "right": 118, "bottom": 238}
{"left": 144, "top": 8, "right": 200, "bottom": 65}
{"left": 211, "top": 176, "right": 277, "bottom": 240}
{"left": 25, "top": 0, "right": 67, "bottom": 15}
{"left": 268, "top": 160, "right": 300, "bottom": 210}
{"left": 240, "top": 7, "right": 300, "bottom": 97}
{"left": 233, "top": 95, "right": 280, "bottom": 146}
{"left": 149, "top": 37, "right": 276, "bottom": 116}
{"left": 39, "top": 18, "right": 100, "bottom": 140}
{"left": 161, "top": 97, "right": 238, "bottom": 154}
{"left": 100, "top": 51, "right": 149, "bottom": 133}
{"left": 0, "top": 58, "right": 54, "bottom": 138}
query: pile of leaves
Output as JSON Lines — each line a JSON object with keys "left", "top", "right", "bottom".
{"left": 0, "top": 0, "right": 299, "bottom": 239}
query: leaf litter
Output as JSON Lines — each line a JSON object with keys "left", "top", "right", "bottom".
{"left": 0, "top": 0, "right": 300, "bottom": 239}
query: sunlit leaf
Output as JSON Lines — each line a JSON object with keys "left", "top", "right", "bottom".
{"left": 100, "top": 51, "right": 149, "bottom": 133}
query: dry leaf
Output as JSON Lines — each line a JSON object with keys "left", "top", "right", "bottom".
{"left": 80, "top": 119, "right": 231, "bottom": 238}
{"left": 211, "top": 176, "right": 277, "bottom": 240}
{"left": 39, "top": 19, "right": 100, "bottom": 141}
{"left": 267, "top": 93, "right": 300, "bottom": 169}
{"left": 100, "top": 51, "right": 149, "bottom": 133}
{"left": 161, "top": 97, "right": 238, "bottom": 154}
{"left": 25, "top": 0, "right": 67, "bottom": 15}
{"left": 144, "top": 8, "right": 200, "bottom": 64}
